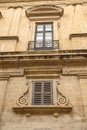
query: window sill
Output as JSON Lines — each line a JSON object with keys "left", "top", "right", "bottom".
{"left": 13, "top": 105, "right": 72, "bottom": 115}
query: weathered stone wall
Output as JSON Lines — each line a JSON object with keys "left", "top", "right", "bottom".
{"left": 0, "top": 65, "right": 87, "bottom": 130}
{"left": 0, "top": 1, "right": 87, "bottom": 130}
{"left": 0, "top": 2, "right": 87, "bottom": 51}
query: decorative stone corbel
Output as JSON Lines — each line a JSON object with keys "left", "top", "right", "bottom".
{"left": 16, "top": 81, "right": 30, "bottom": 106}
{"left": 56, "top": 81, "right": 69, "bottom": 106}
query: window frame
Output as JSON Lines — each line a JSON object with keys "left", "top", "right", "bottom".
{"left": 34, "top": 23, "right": 53, "bottom": 50}
{"left": 32, "top": 80, "right": 53, "bottom": 105}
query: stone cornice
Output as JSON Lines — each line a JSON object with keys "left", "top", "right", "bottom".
{"left": 0, "top": 49, "right": 87, "bottom": 56}
{"left": 77, "top": 74, "right": 87, "bottom": 79}
{"left": 0, "top": 1, "right": 87, "bottom": 9}
{"left": 0, "top": 0, "right": 87, "bottom": 4}
{"left": 0, "top": 69, "right": 24, "bottom": 77}
{"left": 0, "top": 50, "right": 87, "bottom": 64}
{"left": 0, "top": 74, "right": 9, "bottom": 80}
{"left": 62, "top": 69, "right": 87, "bottom": 76}
{"left": 0, "top": 36, "right": 19, "bottom": 42}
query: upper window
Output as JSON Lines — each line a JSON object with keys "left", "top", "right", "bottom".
{"left": 27, "top": 5, "right": 64, "bottom": 51}
{"left": 32, "top": 81, "right": 53, "bottom": 105}
{"left": 35, "top": 23, "right": 53, "bottom": 50}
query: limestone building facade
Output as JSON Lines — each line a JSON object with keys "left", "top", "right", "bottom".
{"left": 0, "top": 0, "right": 87, "bottom": 130}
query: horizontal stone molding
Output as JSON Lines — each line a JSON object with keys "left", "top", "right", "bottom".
{"left": 26, "top": 74, "right": 60, "bottom": 79}
{"left": 62, "top": 69, "right": 87, "bottom": 76}
{"left": 8, "top": 6, "right": 23, "bottom": 9}
{"left": 0, "top": 74, "right": 9, "bottom": 80}
{"left": 33, "top": 128, "right": 53, "bottom": 130}
{"left": 25, "top": 67, "right": 61, "bottom": 74}
{"left": 13, "top": 105, "right": 72, "bottom": 115}
{"left": 25, "top": 67, "right": 61, "bottom": 79}
{"left": 0, "top": 0, "right": 87, "bottom": 4}
{"left": 0, "top": 69, "right": 24, "bottom": 77}
{"left": 0, "top": 50, "right": 87, "bottom": 65}
{"left": 0, "top": 36, "right": 19, "bottom": 42}
{"left": 77, "top": 74, "right": 87, "bottom": 79}
{"left": 69, "top": 33, "right": 87, "bottom": 39}
{"left": 28, "top": 16, "right": 61, "bottom": 20}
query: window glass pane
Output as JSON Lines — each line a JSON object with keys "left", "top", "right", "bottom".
{"left": 37, "top": 25, "right": 44, "bottom": 31}
{"left": 45, "top": 32, "right": 52, "bottom": 47}
{"left": 36, "top": 33, "right": 43, "bottom": 48}
{"left": 35, "top": 41, "right": 43, "bottom": 48}
{"left": 45, "top": 24, "right": 52, "bottom": 31}
{"left": 45, "top": 32, "right": 52, "bottom": 41}
{"left": 36, "top": 33, "right": 43, "bottom": 41}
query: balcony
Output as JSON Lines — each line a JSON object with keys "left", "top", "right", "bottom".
{"left": 28, "top": 40, "right": 59, "bottom": 51}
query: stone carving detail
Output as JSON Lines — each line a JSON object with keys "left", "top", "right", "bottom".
{"left": 56, "top": 81, "right": 69, "bottom": 106}
{"left": 17, "top": 81, "right": 30, "bottom": 106}
{"left": 25, "top": 4, "right": 64, "bottom": 19}
{"left": 17, "top": 96, "right": 27, "bottom": 106}
{"left": 13, "top": 80, "right": 72, "bottom": 114}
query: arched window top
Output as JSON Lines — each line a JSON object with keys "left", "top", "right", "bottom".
{"left": 25, "top": 5, "right": 64, "bottom": 20}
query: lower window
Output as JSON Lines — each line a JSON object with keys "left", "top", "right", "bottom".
{"left": 32, "top": 81, "right": 53, "bottom": 105}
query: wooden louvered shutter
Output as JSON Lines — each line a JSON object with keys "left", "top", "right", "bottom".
{"left": 43, "top": 81, "right": 53, "bottom": 104}
{"left": 32, "top": 81, "right": 53, "bottom": 105}
{"left": 32, "top": 82, "right": 42, "bottom": 105}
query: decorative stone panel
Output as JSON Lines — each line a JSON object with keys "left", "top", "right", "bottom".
{"left": 25, "top": 5, "right": 64, "bottom": 20}
{"left": 13, "top": 79, "right": 72, "bottom": 116}
{"left": 0, "top": 36, "right": 19, "bottom": 52}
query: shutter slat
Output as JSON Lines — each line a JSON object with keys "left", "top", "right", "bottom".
{"left": 44, "top": 92, "right": 52, "bottom": 104}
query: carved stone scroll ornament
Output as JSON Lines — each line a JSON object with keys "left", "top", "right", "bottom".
{"left": 16, "top": 82, "right": 30, "bottom": 106}
{"left": 56, "top": 81, "right": 69, "bottom": 106}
